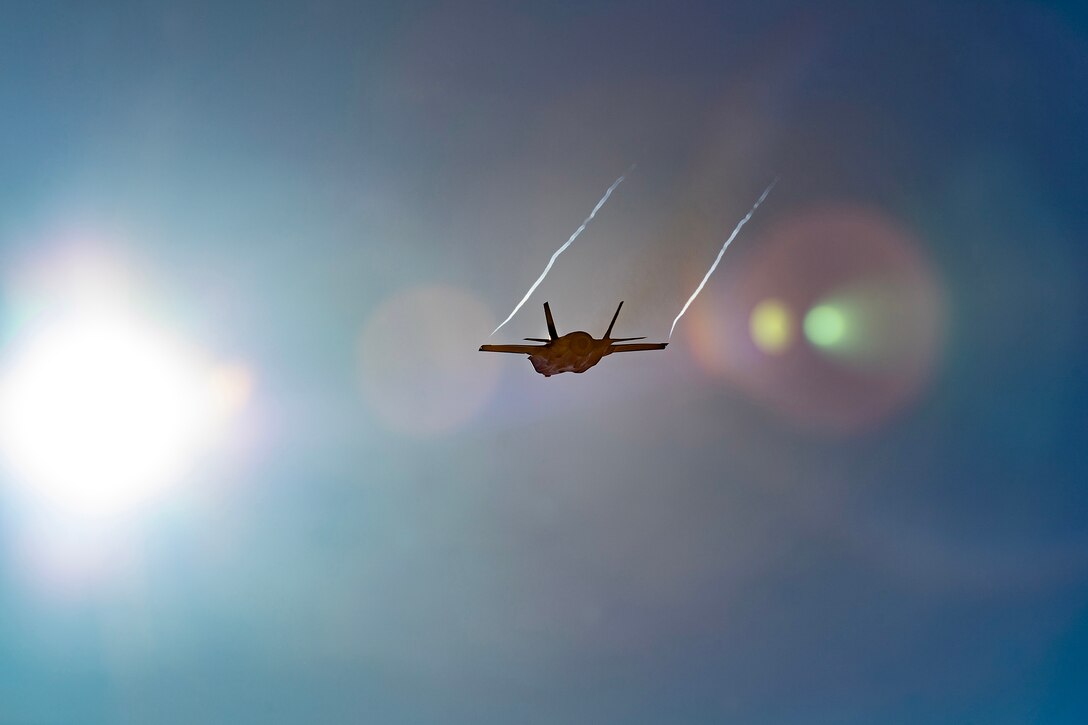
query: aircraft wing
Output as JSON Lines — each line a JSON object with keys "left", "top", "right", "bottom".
{"left": 608, "top": 342, "right": 668, "bottom": 353}
{"left": 479, "top": 344, "right": 547, "bottom": 355}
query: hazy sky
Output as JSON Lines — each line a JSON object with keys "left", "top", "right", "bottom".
{"left": 1, "top": 2, "right": 1087, "bottom": 723}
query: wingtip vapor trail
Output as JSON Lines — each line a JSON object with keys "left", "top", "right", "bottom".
{"left": 668, "top": 178, "right": 778, "bottom": 340}
{"left": 490, "top": 167, "right": 634, "bottom": 336}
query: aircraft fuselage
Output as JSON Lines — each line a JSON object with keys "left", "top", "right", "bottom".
{"left": 527, "top": 331, "right": 609, "bottom": 377}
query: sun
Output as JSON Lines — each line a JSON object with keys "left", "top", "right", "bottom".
{"left": 0, "top": 307, "right": 238, "bottom": 516}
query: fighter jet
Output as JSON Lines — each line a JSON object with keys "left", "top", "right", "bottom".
{"left": 479, "top": 301, "right": 668, "bottom": 377}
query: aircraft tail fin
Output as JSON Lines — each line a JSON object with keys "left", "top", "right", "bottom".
{"left": 604, "top": 301, "right": 624, "bottom": 339}
{"left": 544, "top": 302, "right": 559, "bottom": 340}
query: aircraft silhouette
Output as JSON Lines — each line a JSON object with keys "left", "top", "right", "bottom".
{"left": 480, "top": 301, "right": 668, "bottom": 376}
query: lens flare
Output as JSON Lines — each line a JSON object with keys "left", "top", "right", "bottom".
{"left": 749, "top": 299, "right": 793, "bottom": 354}
{"left": 686, "top": 205, "right": 946, "bottom": 434}
{"left": 803, "top": 304, "right": 847, "bottom": 348}
{"left": 360, "top": 285, "right": 500, "bottom": 435}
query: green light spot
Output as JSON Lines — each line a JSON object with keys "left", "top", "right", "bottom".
{"left": 804, "top": 305, "right": 847, "bottom": 347}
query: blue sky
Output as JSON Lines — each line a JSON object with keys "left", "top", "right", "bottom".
{"left": 1, "top": 2, "right": 1086, "bottom": 723}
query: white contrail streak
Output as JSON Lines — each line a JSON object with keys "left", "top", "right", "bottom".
{"left": 668, "top": 179, "right": 778, "bottom": 340}
{"left": 491, "top": 168, "right": 633, "bottom": 336}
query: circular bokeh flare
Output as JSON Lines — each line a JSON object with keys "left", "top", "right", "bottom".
{"left": 358, "top": 285, "right": 500, "bottom": 435}
{"left": 689, "top": 205, "right": 946, "bottom": 434}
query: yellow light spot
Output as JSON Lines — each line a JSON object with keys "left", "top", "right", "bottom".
{"left": 749, "top": 299, "right": 793, "bottom": 354}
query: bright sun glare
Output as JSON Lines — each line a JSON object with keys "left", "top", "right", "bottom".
{"left": 0, "top": 307, "right": 241, "bottom": 516}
